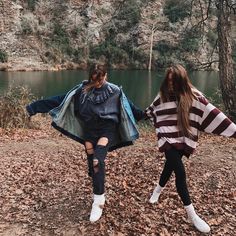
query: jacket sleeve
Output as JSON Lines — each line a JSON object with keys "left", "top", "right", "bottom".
{"left": 200, "top": 99, "right": 236, "bottom": 138}
{"left": 127, "top": 97, "right": 145, "bottom": 121}
{"left": 26, "top": 94, "right": 66, "bottom": 116}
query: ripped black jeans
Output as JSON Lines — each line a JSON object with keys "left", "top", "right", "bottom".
{"left": 85, "top": 120, "right": 117, "bottom": 195}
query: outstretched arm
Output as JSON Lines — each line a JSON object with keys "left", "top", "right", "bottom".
{"left": 127, "top": 98, "right": 146, "bottom": 121}
{"left": 199, "top": 98, "right": 236, "bottom": 138}
{"left": 145, "top": 94, "right": 161, "bottom": 124}
{"left": 26, "top": 94, "right": 66, "bottom": 116}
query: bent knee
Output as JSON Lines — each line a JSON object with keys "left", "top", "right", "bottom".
{"left": 97, "top": 137, "right": 109, "bottom": 146}
{"left": 85, "top": 141, "right": 94, "bottom": 154}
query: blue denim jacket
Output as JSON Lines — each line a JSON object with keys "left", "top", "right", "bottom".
{"left": 26, "top": 82, "right": 144, "bottom": 151}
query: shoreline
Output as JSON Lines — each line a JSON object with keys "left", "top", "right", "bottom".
{"left": 0, "top": 62, "right": 220, "bottom": 72}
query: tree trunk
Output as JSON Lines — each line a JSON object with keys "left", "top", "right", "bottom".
{"left": 217, "top": 0, "right": 236, "bottom": 121}
{"left": 148, "top": 23, "right": 155, "bottom": 71}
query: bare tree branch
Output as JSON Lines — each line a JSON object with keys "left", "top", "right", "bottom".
{"left": 192, "top": 0, "right": 212, "bottom": 30}
{"left": 196, "top": 59, "right": 219, "bottom": 69}
{"left": 225, "top": 0, "right": 236, "bottom": 14}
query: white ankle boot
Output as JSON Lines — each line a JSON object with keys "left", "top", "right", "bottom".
{"left": 89, "top": 194, "right": 105, "bottom": 223}
{"left": 149, "top": 184, "right": 163, "bottom": 203}
{"left": 185, "top": 204, "right": 210, "bottom": 233}
{"left": 190, "top": 214, "right": 211, "bottom": 233}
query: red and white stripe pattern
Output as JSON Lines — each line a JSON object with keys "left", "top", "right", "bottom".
{"left": 145, "top": 94, "right": 236, "bottom": 156}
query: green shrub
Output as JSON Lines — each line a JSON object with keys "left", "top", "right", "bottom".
{"left": 0, "top": 87, "right": 33, "bottom": 129}
{"left": 53, "top": 23, "right": 69, "bottom": 44}
{"left": 44, "top": 51, "right": 58, "bottom": 62}
{"left": 179, "top": 29, "right": 200, "bottom": 52}
{"left": 115, "top": 0, "right": 141, "bottom": 31}
{"left": 72, "top": 48, "right": 85, "bottom": 62}
{"left": 180, "top": 37, "right": 199, "bottom": 52}
{"left": 96, "top": 8, "right": 110, "bottom": 18}
{"left": 156, "top": 55, "right": 176, "bottom": 68}
{"left": 207, "top": 29, "right": 218, "bottom": 46}
{"left": 52, "top": 0, "right": 69, "bottom": 18}
{"left": 52, "top": 23, "right": 70, "bottom": 54}
{"left": 90, "top": 42, "right": 129, "bottom": 65}
{"left": 70, "top": 27, "right": 82, "bottom": 37}
{"left": 96, "top": 0, "right": 142, "bottom": 65}
{"left": 90, "top": 39, "right": 149, "bottom": 66}
{"left": 131, "top": 48, "right": 148, "bottom": 63}
{"left": 0, "top": 50, "right": 8, "bottom": 63}
{"left": 153, "top": 41, "right": 176, "bottom": 55}
{"left": 153, "top": 40, "right": 186, "bottom": 68}
{"left": 27, "top": 0, "right": 38, "bottom": 11}
{"left": 164, "top": 0, "right": 191, "bottom": 23}
{"left": 21, "top": 19, "right": 33, "bottom": 35}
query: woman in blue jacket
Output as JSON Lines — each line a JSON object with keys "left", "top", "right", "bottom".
{"left": 26, "top": 64, "right": 144, "bottom": 223}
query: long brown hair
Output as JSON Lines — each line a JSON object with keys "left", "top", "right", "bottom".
{"left": 160, "top": 64, "right": 197, "bottom": 137}
{"left": 84, "top": 64, "right": 107, "bottom": 92}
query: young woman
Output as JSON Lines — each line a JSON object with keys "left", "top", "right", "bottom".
{"left": 26, "top": 64, "right": 144, "bottom": 223}
{"left": 145, "top": 64, "right": 236, "bottom": 233}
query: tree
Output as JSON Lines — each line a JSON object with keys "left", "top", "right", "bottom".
{"left": 216, "top": 0, "right": 236, "bottom": 121}
{"left": 186, "top": 0, "right": 236, "bottom": 120}
{"left": 147, "top": 2, "right": 163, "bottom": 71}
{"left": 148, "top": 22, "right": 156, "bottom": 71}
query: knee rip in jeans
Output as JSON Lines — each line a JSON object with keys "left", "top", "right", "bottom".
{"left": 85, "top": 141, "right": 94, "bottom": 154}
{"left": 93, "top": 144, "right": 107, "bottom": 173}
{"left": 85, "top": 147, "right": 94, "bottom": 155}
{"left": 93, "top": 159, "right": 105, "bottom": 174}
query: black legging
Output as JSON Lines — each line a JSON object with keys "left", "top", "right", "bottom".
{"left": 159, "top": 147, "right": 191, "bottom": 206}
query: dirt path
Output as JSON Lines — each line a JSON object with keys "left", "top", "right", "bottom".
{"left": 0, "top": 118, "right": 235, "bottom": 236}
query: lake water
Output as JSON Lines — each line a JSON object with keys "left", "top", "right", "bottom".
{"left": 0, "top": 70, "right": 220, "bottom": 109}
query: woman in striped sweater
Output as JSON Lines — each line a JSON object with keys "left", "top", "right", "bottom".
{"left": 145, "top": 64, "right": 236, "bottom": 233}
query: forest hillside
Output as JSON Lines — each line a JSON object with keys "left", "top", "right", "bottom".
{"left": 1, "top": 0, "right": 232, "bottom": 71}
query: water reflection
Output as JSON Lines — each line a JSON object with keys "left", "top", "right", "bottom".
{"left": 191, "top": 71, "right": 219, "bottom": 98}
{"left": 0, "top": 70, "right": 220, "bottom": 109}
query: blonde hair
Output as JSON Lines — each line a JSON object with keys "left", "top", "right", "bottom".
{"left": 160, "top": 64, "right": 197, "bottom": 137}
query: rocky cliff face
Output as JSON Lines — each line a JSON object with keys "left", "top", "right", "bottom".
{"left": 0, "top": 0, "right": 220, "bottom": 71}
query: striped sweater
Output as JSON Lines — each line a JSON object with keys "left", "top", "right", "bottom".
{"left": 145, "top": 93, "right": 236, "bottom": 156}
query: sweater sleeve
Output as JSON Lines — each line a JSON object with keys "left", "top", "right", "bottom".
{"left": 26, "top": 94, "right": 66, "bottom": 116}
{"left": 145, "top": 94, "right": 161, "bottom": 123}
{"left": 200, "top": 99, "right": 236, "bottom": 138}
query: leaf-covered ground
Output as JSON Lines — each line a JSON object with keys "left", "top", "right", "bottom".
{"left": 0, "top": 117, "right": 235, "bottom": 236}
